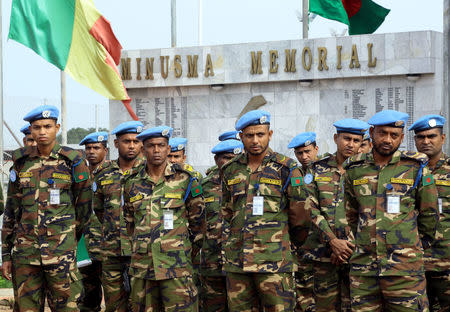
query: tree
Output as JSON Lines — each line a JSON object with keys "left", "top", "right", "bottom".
{"left": 57, "top": 127, "right": 109, "bottom": 144}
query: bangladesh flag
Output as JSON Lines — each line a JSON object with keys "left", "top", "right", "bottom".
{"left": 8, "top": 0, "right": 138, "bottom": 120}
{"left": 309, "top": 0, "right": 390, "bottom": 35}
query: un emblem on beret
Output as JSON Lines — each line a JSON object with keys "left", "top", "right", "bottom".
{"left": 42, "top": 110, "right": 51, "bottom": 118}
{"left": 178, "top": 144, "right": 184, "bottom": 150}
{"left": 98, "top": 135, "right": 104, "bottom": 142}
{"left": 394, "top": 120, "right": 404, "bottom": 127}
{"left": 162, "top": 129, "right": 169, "bottom": 137}
{"left": 428, "top": 119, "right": 437, "bottom": 127}
{"left": 136, "top": 126, "right": 143, "bottom": 133}
{"left": 236, "top": 133, "right": 240, "bottom": 139}
{"left": 305, "top": 140, "right": 311, "bottom": 146}
{"left": 233, "top": 147, "right": 241, "bottom": 154}
{"left": 259, "top": 115, "right": 267, "bottom": 124}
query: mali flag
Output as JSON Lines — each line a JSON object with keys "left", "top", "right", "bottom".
{"left": 310, "top": 0, "right": 390, "bottom": 35}
{"left": 8, "top": 0, "right": 138, "bottom": 120}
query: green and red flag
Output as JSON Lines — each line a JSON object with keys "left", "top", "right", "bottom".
{"left": 309, "top": 0, "right": 390, "bottom": 35}
{"left": 8, "top": 0, "right": 138, "bottom": 120}
{"left": 191, "top": 184, "right": 203, "bottom": 197}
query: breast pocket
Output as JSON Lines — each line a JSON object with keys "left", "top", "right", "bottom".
{"left": 259, "top": 183, "right": 282, "bottom": 213}
{"left": 387, "top": 183, "right": 414, "bottom": 213}
{"left": 52, "top": 179, "right": 73, "bottom": 207}
{"left": 19, "top": 178, "right": 36, "bottom": 206}
{"left": 230, "top": 182, "right": 246, "bottom": 205}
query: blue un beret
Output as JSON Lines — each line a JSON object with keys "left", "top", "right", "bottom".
{"left": 408, "top": 114, "right": 446, "bottom": 133}
{"left": 219, "top": 130, "right": 241, "bottom": 141}
{"left": 333, "top": 119, "right": 370, "bottom": 135}
{"left": 23, "top": 105, "right": 59, "bottom": 123}
{"left": 79, "top": 131, "right": 109, "bottom": 145}
{"left": 368, "top": 110, "right": 409, "bottom": 128}
{"left": 20, "top": 124, "right": 31, "bottom": 135}
{"left": 111, "top": 121, "right": 144, "bottom": 136}
{"left": 211, "top": 139, "right": 244, "bottom": 155}
{"left": 363, "top": 129, "right": 370, "bottom": 141}
{"left": 288, "top": 132, "right": 316, "bottom": 149}
{"left": 169, "top": 138, "right": 188, "bottom": 152}
{"left": 235, "top": 110, "right": 271, "bottom": 131}
{"left": 137, "top": 125, "right": 173, "bottom": 142}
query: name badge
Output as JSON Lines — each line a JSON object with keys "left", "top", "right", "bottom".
{"left": 387, "top": 195, "right": 400, "bottom": 214}
{"left": 315, "top": 176, "right": 332, "bottom": 182}
{"left": 252, "top": 196, "right": 264, "bottom": 216}
{"left": 227, "top": 178, "right": 241, "bottom": 186}
{"left": 438, "top": 198, "right": 443, "bottom": 214}
{"left": 164, "top": 210, "right": 174, "bottom": 230}
{"left": 204, "top": 196, "right": 215, "bottom": 203}
{"left": 50, "top": 188, "right": 60, "bottom": 205}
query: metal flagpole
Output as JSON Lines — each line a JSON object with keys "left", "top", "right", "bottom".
{"left": 171, "top": 0, "right": 177, "bottom": 48}
{"left": 61, "top": 71, "right": 67, "bottom": 145}
{"left": 303, "top": 0, "right": 309, "bottom": 39}
{"left": 0, "top": 0, "right": 4, "bottom": 186}
{"left": 444, "top": 0, "right": 450, "bottom": 153}
{"left": 198, "top": 0, "right": 203, "bottom": 45}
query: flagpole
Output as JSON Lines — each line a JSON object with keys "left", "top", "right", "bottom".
{"left": 303, "top": 0, "right": 309, "bottom": 39}
{"left": 444, "top": 0, "right": 450, "bottom": 153}
{"left": 61, "top": 71, "right": 67, "bottom": 145}
{"left": 198, "top": 0, "right": 203, "bottom": 45}
{"left": 171, "top": 0, "right": 177, "bottom": 47}
{"left": 0, "top": 0, "right": 4, "bottom": 186}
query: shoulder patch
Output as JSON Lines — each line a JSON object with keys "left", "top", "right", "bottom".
{"left": 401, "top": 151, "right": 428, "bottom": 164}
{"left": 272, "top": 152, "right": 297, "bottom": 169}
{"left": 184, "top": 163, "right": 193, "bottom": 172}
{"left": 74, "top": 171, "right": 89, "bottom": 183}
{"left": 422, "top": 174, "right": 434, "bottom": 186}
{"left": 291, "top": 176, "right": 303, "bottom": 186}
{"left": 304, "top": 173, "right": 314, "bottom": 185}
{"left": 191, "top": 184, "right": 203, "bottom": 197}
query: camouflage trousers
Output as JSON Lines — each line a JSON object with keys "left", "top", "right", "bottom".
{"left": 11, "top": 262, "right": 45, "bottom": 312}
{"left": 130, "top": 275, "right": 198, "bottom": 312}
{"left": 294, "top": 262, "right": 315, "bottom": 312}
{"left": 311, "top": 261, "right": 350, "bottom": 312}
{"left": 226, "top": 272, "right": 295, "bottom": 312}
{"left": 79, "top": 260, "right": 103, "bottom": 312}
{"left": 13, "top": 261, "right": 82, "bottom": 312}
{"left": 199, "top": 274, "right": 228, "bottom": 312}
{"left": 350, "top": 274, "right": 429, "bottom": 312}
{"left": 102, "top": 256, "right": 132, "bottom": 312}
{"left": 425, "top": 271, "right": 450, "bottom": 311}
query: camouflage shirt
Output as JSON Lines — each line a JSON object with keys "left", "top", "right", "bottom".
{"left": 424, "top": 153, "right": 450, "bottom": 272}
{"left": 301, "top": 153, "right": 351, "bottom": 262}
{"left": 221, "top": 149, "right": 309, "bottom": 274}
{"left": 92, "top": 158, "right": 144, "bottom": 258}
{"left": 344, "top": 150, "right": 439, "bottom": 277}
{"left": 200, "top": 166, "right": 224, "bottom": 276}
{"left": 123, "top": 161, "right": 205, "bottom": 280}
{"left": 2, "top": 144, "right": 92, "bottom": 266}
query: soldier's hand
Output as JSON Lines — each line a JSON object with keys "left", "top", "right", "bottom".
{"left": 329, "top": 238, "right": 354, "bottom": 262}
{"left": 1, "top": 261, "right": 12, "bottom": 281}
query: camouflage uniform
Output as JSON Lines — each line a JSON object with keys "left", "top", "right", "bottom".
{"left": 344, "top": 150, "right": 439, "bottom": 311}
{"left": 2, "top": 144, "right": 91, "bottom": 311}
{"left": 221, "top": 149, "right": 309, "bottom": 312}
{"left": 300, "top": 153, "right": 351, "bottom": 312}
{"left": 200, "top": 166, "right": 227, "bottom": 312}
{"left": 423, "top": 154, "right": 450, "bottom": 311}
{"left": 93, "top": 158, "right": 144, "bottom": 312}
{"left": 123, "top": 161, "right": 205, "bottom": 311}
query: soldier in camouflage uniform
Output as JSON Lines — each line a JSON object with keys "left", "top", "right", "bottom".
{"left": 297, "top": 119, "right": 369, "bottom": 312}
{"left": 1, "top": 105, "right": 92, "bottom": 311}
{"left": 168, "top": 137, "right": 203, "bottom": 180}
{"left": 289, "top": 132, "right": 319, "bottom": 170}
{"left": 20, "top": 124, "right": 37, "bottom": 147}
{"left": 123, "top": 125, "right": 205, "bottom": 311}
{"left": 93, "top": 121, "right": 144, "bottom": 312}
{"left": 344, "top": 110, "right": 439, "bottom": 311}
{"left": 200, "top": 139, "right": 244, "bottom": 312}
{"left": 78, "top": 131, "right": 109, "bottom": 312}
{"left": 358, "top": 130, "right": 372, "bottom": 154}
{"left": 221, "top": 110, "right": 310, "bottom": 312}
{"left": 409, "top": 115, "right": 450, "bottom": 311}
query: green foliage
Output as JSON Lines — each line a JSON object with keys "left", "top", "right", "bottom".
{"left": 57, "top": 127, "right": 108, "bottom": 144}
{"left": 0, "top": 276, "right": 12, "bottom": 288}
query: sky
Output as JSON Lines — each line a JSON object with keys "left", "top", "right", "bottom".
{"left": 1, "top": 0, "right": 444, "bottom": 149}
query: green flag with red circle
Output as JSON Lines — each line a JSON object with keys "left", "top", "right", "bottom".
{"left": 191, "top": 184, "right": 203, "bottom": 197}
{"left": 422, "top": 175, "right": 434, "bottom": 186}
{"left": 291, "top": 176, "right": 303, "bottom": 187}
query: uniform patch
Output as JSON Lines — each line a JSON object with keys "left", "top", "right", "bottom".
{"left": 19, "top": 172, "right": 33, "bottom": 178}
{"left": 100, "top": 179, "right": 114, "bottom": 186}
{"left": 52, "top": 173, "right": 71, "bottom": 181}
{"left": 422, "top": 175, "right": 434, "bottom": 186}
{"left": 184, "top": 164, "right": 193, "bottom": 172}
{"left": 260, "top": 177, "right": 282, "bottom": 186}
{"left": 75, "top": 171, "right": 89, "bottom": 183}
{"left": 92, "top": 181, "right": 97, "bottom": 192}
{"left": 9, "top": 170, "right": 17, "bottom": 182}
{"left": 130, "top": 193, "right": 143, "bottom": 203}
{"left": 191, "top": 184, "right": 203, "bottom": 197}
{"left": 204, "top": 196, "right": 215, "bottom": 203}
{"left": 123, "top": 170, "right": 130, "bottom": 176}
{"left": 227, "top": 178, "right": 241, "bottom": 185}
{"left": 390, "top": 178, "right": 414, "bottom": 185}
{"left": 165, "top": 193, "right": 182, "bottom": 199}
{"left": 291, "top": 177, "right": 303, "bottom": 186}
{"left": 353, "top": 178, "right": 369, "bottom": 186}
{"left": 304, "top": 173, "right": 313, "bottom": 185}
{"left": 436, "top": 179, "right": 450, "bottom": 186}
{"left": 315, "top": 176, "right": 332, "bottom": 182}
